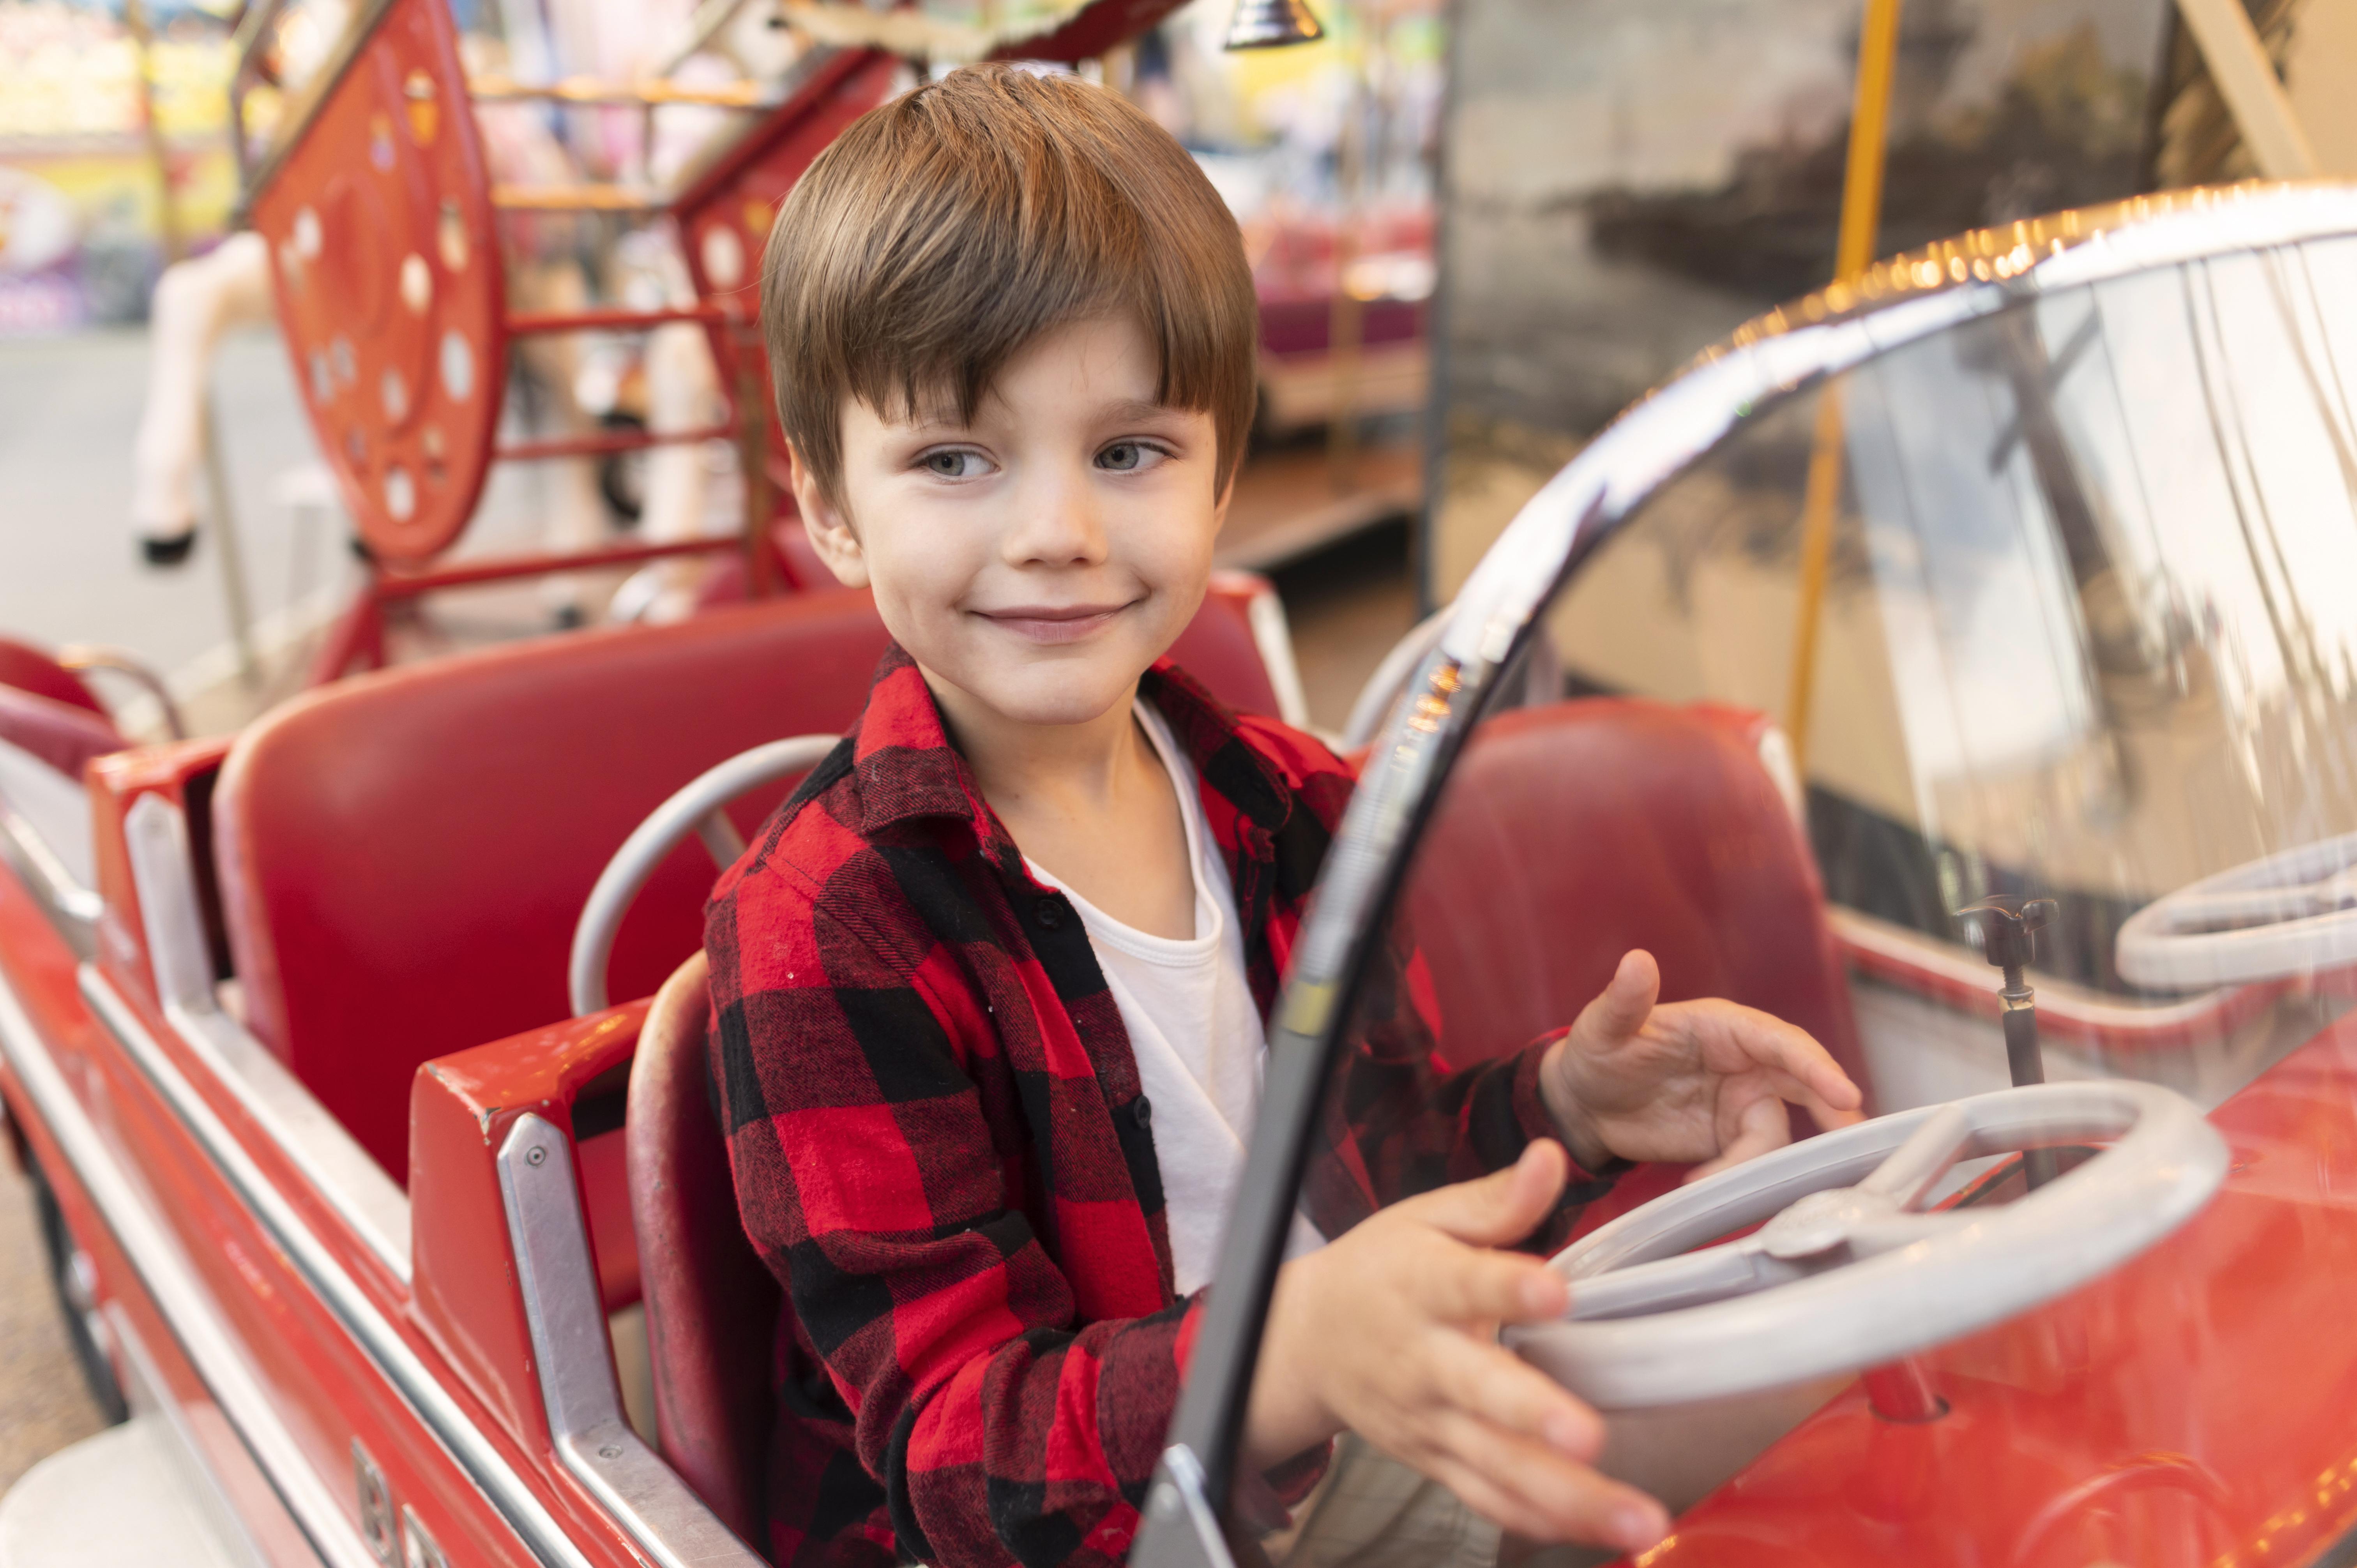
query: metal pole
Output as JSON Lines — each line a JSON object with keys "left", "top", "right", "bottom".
{"left": 1783, "top": 0, "right": 1905, "bottom": 771}
{"left": 1958, "top": 895, "right": 2061, "bottom": 1190}
{"left": 200, "top": 392, "right": 263, "bottom": 685}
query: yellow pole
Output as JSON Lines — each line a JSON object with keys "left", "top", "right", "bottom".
{"left": 1784, "top": 0, "right": 1903, "bottom": 773}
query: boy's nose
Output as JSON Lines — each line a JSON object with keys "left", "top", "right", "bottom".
{"left": 1002, "top": 466, "right": 1109, "bottom": 567}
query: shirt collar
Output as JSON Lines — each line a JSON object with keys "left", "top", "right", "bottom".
{"left": 846, "top": 642, "right": 1296, "bottom": 851}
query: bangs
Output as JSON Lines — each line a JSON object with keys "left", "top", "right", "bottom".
{"left": 761, "top": 66, "right": 1259, "bottom": 501}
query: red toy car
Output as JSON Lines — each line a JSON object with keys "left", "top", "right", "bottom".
{"left": 8, "top": 179, "right": 2357, "bottom": 1568}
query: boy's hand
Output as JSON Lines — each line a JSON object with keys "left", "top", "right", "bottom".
{"left": 1243, "top": 1142, "right": 1671, "bottom": 1555}
{"left": 1542, "top": 949, "right": 1864, "bottom": 1180}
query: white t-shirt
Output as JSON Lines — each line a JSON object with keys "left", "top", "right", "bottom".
{"left": 1025, "top": 701, "right": 1320, "bottom": 1296}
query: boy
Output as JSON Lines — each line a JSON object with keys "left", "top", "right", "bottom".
{"left": 706, "top": 64, "right": 1860, "bottom": 1568}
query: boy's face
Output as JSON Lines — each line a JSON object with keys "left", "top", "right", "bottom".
{"left": 792, "top": 315, "right": 1227, "bottom": 731}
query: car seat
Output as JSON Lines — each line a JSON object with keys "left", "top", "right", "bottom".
{"left": 0, "top": 637, "right": 107, "bottom": 717}
{"left": 627, "top": 951, "right": 776, "bottom": 1544}
{"left": 213, "top": 592, "right": 899, "bottom": 1183}
{"left": 0, "top": 638, "right": 120, "bottom": 778}
{"left": 1399, "top": 697, "right": 1866, "bottom": 1097}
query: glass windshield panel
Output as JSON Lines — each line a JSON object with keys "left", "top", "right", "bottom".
{"left": 1249, "top": 231, "right": 2357, "bottom": 1567}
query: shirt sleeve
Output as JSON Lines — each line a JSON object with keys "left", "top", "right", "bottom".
{"left": 708, "top": 865, "right": 1198, "bottom": 1568}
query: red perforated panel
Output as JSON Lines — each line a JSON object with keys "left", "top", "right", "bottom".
{"left": 248, "top": 0, "right": 503, "bottom": 565}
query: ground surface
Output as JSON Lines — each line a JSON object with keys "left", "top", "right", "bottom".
{"left": 0, "top": 1148, "right": 106, "bottom": 1494}
{"left": 0, "top": 324, "right": 1418, "bottom": 1486}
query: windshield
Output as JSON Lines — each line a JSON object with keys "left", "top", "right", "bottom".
{"left": 1169, "top": 202, "right": 2357, "bottom": 1568}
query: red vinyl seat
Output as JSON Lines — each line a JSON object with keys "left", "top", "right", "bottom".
{"left": 215, "top": 592, "right": 896, "bottom": 1184}
{"left": 0, "top": 637, "right": 120, "bottom": 777}
{"left": 0, "top": 684, "right": 123, "bottom": 780}
{"left": 1400, "top": 697, "right": 1866, "bottom": 1099}
{"left": 0, "top": 636, "right": 107, "bottom": 717}
{"left": 629, "top": 951, "right": 777, "bottom": 1544}
{"left": 212, "top": 584, "right": 1294, "bottom": 1185}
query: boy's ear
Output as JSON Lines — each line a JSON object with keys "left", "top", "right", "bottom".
{"left": 788, "top": 445, "right": 869, "bottom": 589}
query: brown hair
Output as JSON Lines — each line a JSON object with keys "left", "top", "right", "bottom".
{"left": 760, "top": 64, "right": 1259, "bottom": 505}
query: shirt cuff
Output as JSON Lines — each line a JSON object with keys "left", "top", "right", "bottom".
{"left": 1511, "top": 1035, "right": 1628, "bottom": 1249}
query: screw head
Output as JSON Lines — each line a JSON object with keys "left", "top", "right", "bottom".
{"left": 598, "top": 1443, "right": 624, "bottom": 1459}
{"left": 524, "top": 1144, "right": 548, "bottom": 1166}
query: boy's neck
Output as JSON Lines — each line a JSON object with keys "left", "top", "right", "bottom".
{"left": 919, "top": 664, "right": 1157, "bottom": 823}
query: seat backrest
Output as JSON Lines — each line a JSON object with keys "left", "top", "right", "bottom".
{"left": 1400, "top": 697, "right": 1866, "bottom": 1100}
{"left": 0, "top": 683, "right": 122, "bottom": 780}
{"left": 215, "top": 592, "right": 898, "bottom": 1183}
{"left": 1170, "top": 571, "right": 1290, "bottom": 725}
{"left": 627, "top": 951, "right": 777, "bottom": 1545}
{"left": 0, "top": 636, "right": 106, "bottom": 717}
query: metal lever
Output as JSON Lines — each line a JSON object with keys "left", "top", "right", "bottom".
{"left": 1956, "top": 895, "right": 2060, "bottom": 1188}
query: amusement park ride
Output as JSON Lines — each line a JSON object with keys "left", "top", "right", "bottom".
{"left": 10, "top": 0, "right": 2357, "bottom": 1563}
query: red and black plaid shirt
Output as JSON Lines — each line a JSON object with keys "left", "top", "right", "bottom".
{"left": 706, "top": 646, "right": 1617, "bottom": 1568}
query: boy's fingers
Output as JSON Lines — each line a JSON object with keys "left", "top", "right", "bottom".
{"left": 1405, "top": 1242, "right": 1569, "bottom": 1324}
{"left": 1403, "top": 1140, "right": 1570, "bottom": 1250}
{"left": 1719, "top": 1009, "right": 1862, "bottom": 1111}
{"left": 1419, "top": 1414, "right": 1671, "bottom": 1550}
{"left": 1689, "top": 1090, "right": 1790, "bottom": 1181}
{"left": 1426, "top": 1333, "right": 1603, "bottom": 1459}
{"left": 1573, "top": 949, "right": 1661, "bottom": 1049}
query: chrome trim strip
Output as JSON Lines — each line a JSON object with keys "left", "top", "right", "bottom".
{"left": 120, "top": 795, "right": 412, "bottom": 1278}
{"left": 0, "top": 962, "right": 374, "bottom": 1568}
{"left": 497, "top": 1113, "right": 766, "bottom": 1568}
{"left": 0, "top": 794, "right": 99, "bottom": 949}
{"left": 76, "top": 969, "right": 601, "bottom": 1568}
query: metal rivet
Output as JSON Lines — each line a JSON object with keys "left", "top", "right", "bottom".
{"left": 524, "top": 1145, "right": 547, "bottom": 1166}
{"left": 598, "top": 1443, "right": 624, "bottom": 1459}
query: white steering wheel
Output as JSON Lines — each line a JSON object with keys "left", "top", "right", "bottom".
{"left": 1505, "top": 1081, "right": 2225, "bottom": 1411}
{"left": 2115, "top": 832, "right": 2357, "bottom": 989}
{"left": 567, "top": 734, "right": 839, "bottom": 1015}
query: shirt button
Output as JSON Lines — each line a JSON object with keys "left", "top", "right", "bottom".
{"left": 1131, "top": 1097, "right": 1153, "bottom": 1128}
{"left": 1034, "top": 896, "right": 1065, "bottom": 931}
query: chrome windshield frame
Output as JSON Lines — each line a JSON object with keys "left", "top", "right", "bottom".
{"left": 1131, "top": 179, "right": 2357, "bottom": 1568}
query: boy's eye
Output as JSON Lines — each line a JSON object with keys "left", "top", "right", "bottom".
{"left": 1097, "top": 441, "right": 1167, "bottom": 473}
{"left": 920, "top": 449, "right": 986, "bottom": 479}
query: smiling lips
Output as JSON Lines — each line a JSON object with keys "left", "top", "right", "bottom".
{"left": 976, "top": 601, "right": 1136, "bottom": 645}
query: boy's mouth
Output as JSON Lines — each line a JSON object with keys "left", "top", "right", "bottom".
{"left": 974, "top": 600, "right": 1136, "bottom": 645}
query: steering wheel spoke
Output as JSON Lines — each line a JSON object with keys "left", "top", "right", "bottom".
{"left": 1567, "top": 1238, "right": 1802, "bottom": 1321}
{"left": 1854, "top": 1102, "right": 1974, "bottom": 1210}
{"left": 1842, "top": 1209, "right": 1976, "bottom": 1259}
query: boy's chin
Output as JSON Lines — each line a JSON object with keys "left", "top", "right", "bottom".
{"left": 976, "top": 670, "right": 1142, "bottom": 729}
{"left": 929, "top": 649, "right": 1148, "bottom": 730}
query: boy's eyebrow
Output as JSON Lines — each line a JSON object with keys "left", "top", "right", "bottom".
{"left": 894, "top": 396, "right": 1186, "bottom": 432}
{"left": 1102, "top": 398, "right": 1186, "bottom": 423}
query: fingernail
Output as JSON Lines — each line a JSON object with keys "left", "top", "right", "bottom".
{"left": 1522, "top": 1273, "right": 1569, "bottom": 1315}
{"left": 1613, "top": 1504, "right": 1667, "bottom": 1550}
